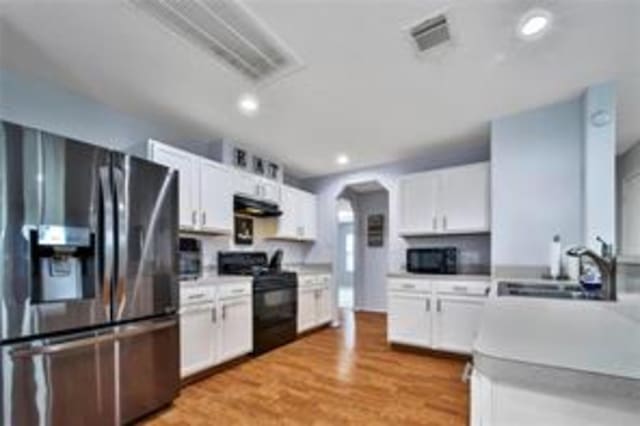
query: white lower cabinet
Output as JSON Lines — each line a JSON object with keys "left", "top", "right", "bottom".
{"left": 388, "top": 293, "right": 432, "bottom": 347}
{"left": 218, "top": 294, "right": 253, "bottom": 364}
{"left": 471, "top": 369, "right": 640, "bottom": 426}
{"left": 179, "top": 281, "right": 252, "bottom": 379}
{"left": 179, "top": 300, "right": 217, "bottom": 378}
{"left": 387, "top": 278, "right": 489, "bottom": 354}
{"left": 434, "top": 296, "right": 485, "bottom": 354}
{"left": 297, "top": 274, "right": 332, "bottom": 333}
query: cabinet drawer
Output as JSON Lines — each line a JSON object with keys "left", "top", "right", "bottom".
{"left": 299, "top": 276, "right": 319, "bottom": 288}
{"left": 436, "top": 281, "right": 490, "bottom": 297}
{"left": 218, "top": 281, "right": 252, "bottom": 299}
{"left": 180, "top": 286, "right": 215, "bottom": 306}
{"left": 388, "top": 279, "right": 432, "bottom": 293}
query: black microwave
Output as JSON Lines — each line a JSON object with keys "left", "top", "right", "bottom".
{"left": 407, "top": 247, "right": 458, "bottom": 274}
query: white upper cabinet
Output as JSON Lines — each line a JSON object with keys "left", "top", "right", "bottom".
{"left": 233, "top": 170, "right": 281, "bottom": 204}
{"left": 148, "top": 140, "right": 199, "bottom": 229}
{"left": 273, "top": 185, "right": 317, "bottom": 241}
{"left": 199, "top": 160, "right": 234, "bottom": 233}
{"left": 399, "top": 171, "right": 439, "bottom": 235}
{"left": 148, "top": 140, "right": 233, "bottom": 233}
{"left": 439, "top": 162, "right": 490, "bottom": 233}
{"left": 398, "top": 162, "right": 490, "bottom": 236}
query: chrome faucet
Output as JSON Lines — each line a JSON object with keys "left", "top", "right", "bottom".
{"left": 566, "top": 237, "right": 616, "bottom": 301}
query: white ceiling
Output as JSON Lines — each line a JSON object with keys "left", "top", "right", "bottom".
{"left": 0, "top": 0, "right": 639, "bottom": 178}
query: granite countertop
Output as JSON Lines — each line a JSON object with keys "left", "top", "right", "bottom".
{"left": 473, "top": 294, "right": 640, "bottom": 381}
{"left": 386, "top": 272, "right": 491, "bottom": 281}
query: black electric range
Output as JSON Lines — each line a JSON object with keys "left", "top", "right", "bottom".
{"left": 218, "top": 251, "right": 298, "bottom": 355}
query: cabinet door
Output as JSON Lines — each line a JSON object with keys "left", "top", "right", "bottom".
{"left": 218, "top": 296, "right": 253, "bottom": 363}
{"left": 439, "top": 162, "right": 490, "bottom": 233}
{"left": 434, "top": 296, "right": 485, "bottom": 354}
{"left": 277, "top": 185, "right": 299, "bottom": 238}
{"left": 300, "top": 191, "right": 318, "bottom": 240}
{"left": 387, "top": 293, "right": 432, "bottom": 347}
{"left": 399, "top": 172, "right": 439, "bottom": 235}
{"left": 199, "top": 160, "right": 233, "bottom": 233}
{"left": 297, "top": 289, "right": 317, "bottom": 333}
{"left": 149, "top": 141, "right": 198, "bottom": 229}
{"left": 179, "top": 304, "right": 217, "bottom": 377}
{"left": 233, "top": 170, "right": 260, "bottom": 199}
{"left": 260, "top": 179, "right": 281, "bottom": 204}
{"left": 316, "top": 286, "right": 332, "bottom": 325}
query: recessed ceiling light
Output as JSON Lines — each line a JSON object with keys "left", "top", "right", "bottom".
{"left": 238, "top": 93, "right": 259, "bottom": 116}
{"left": 518, "top": 9, "right": 552, "bottom": 40}
{"left": 336, "top": 154, "right": 350, "bottom": 165}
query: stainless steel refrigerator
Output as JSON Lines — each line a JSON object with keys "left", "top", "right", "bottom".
{"left": 0, "top": 120, "right": 180, "bottom": 425}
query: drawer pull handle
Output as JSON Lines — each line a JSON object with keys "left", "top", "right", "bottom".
{"left": 425, "top": 299, "right": 431, "bottom": 312}
{"left": 453, "top": 286, "right": 467, "bottom": 293}
{"left": 402, "top": 284, "right": 415, "bottom": 289}
{"left": 232, "top": 289, "right": 245, "bottom": 294}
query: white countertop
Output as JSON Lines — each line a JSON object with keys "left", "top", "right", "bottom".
{"left": 474, "top": 293, "right": 640, "bottom": 380}
{"left": 387, "top": 272, "right": 491, "bottom": 281}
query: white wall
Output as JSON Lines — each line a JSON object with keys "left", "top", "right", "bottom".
{"left": 352, "top": 190, "right": 389, "bottom": 312}
{"left": 491, "top": 97, "right": 584, "bottom": 269}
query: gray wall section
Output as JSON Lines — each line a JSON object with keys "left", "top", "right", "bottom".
{"left": 491, "top": 97, "right": 584, "bottom": 268}
{"left": 0, "top": 67, "right": 194, "bottom": 153}
{"left": 352, "top": 190, "right": 389, "bottom": 312}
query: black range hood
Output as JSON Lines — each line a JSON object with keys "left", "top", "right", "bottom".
{"left": 234, "top": 195, "right": 283, "bottom": 218}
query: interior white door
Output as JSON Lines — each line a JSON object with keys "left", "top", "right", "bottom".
{"left": 399, "top": 172, "right": 439, "bottom": 234}
{"left": 434, "top": 296, "right": 485, "bottom": 354}
{"left": 439, "top": 163, "right": 490, "bottom": 233}
{"left": 179, "top": 303, "right": 217, "bottom": 377}
{"left": 387, "top": 293, "right": 432, "bottom": 347}
{"left": 199, "top": 160, "right": 233, "bottom": 233}
{"left": 218, "top": 296, "right": 253, "bottom": 363}
{"left": 150, "top": 142, "right": 198, "bottom": 229}
{"left": 622, "top": 173, "right": 640, "bottom": 256}
{"left": 297, "top": 289, "right": 317, "bottom": 333}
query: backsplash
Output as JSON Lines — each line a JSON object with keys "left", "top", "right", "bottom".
{"left": 396, "top": 234, "right": 491, "bottom": 275}
{"left": 184, "top": 218, "right": 313, "bottom": 270}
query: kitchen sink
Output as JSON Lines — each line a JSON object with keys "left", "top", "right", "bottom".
{"left": 497, "top": 281, "right": 604, "bottom": 300}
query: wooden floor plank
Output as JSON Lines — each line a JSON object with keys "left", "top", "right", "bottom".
{"left": 141, "top": 311, "right": 469, "bottom": 425}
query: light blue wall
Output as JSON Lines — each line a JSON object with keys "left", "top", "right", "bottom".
{"left": 0, "top": 67, "right": 192, "bottom": 152}
{"left": 491, "top": 97, "right": 584, "bottom": 268}
{"left": 583, "top": 82, "right": 616, "bottom": 250}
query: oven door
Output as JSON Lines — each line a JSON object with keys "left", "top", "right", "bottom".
{"left": 252, "top": 286, "right": 297, "bottom": 354}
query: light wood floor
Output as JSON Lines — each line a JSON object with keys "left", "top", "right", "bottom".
{"left": 142, "top": 311, "right": 469, "bottom": 425}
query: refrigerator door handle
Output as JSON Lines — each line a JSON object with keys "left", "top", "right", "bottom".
{"left": 99, "top": 166, "right": 115, "bottom": 316}
{"left": 113, "top": 166, "right": 128, "bottom": 319}
{"left": 114, "top": 318, "right": 177, "bottom": 340}
{"left": 10, "top": 333, "right": 115, "bottom": 357}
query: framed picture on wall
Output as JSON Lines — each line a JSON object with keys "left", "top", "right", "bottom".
{"left": 367, "top": 214, "right": 384, "bottom": 247}
{"left": 234, "top": 216, "right": 253, "bottom": 245}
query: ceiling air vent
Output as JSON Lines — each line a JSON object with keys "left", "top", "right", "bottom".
{"left": 408, "top": 13, "right": 451, "bottom": 53}
{"left": 131, "top": 0, "right": 302, "bottom": 82}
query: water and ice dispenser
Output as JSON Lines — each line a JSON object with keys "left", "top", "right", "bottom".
{"left": 31, "top": 225, "right": 95, "bottom": 303}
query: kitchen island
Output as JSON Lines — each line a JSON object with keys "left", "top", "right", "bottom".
{"left": 471, "top": 292, "right": 640, "bottom": 425}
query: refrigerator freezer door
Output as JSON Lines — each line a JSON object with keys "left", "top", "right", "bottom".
{"left": 111, "top": 154, "right": 178, "bottom": 322}
{"left": 116, "top": 315, "right": 180, "bottom": 424}
{"left": 0, "top": 122, "right": 113, "bottom": 341}
{"left": 1, "top": 328, "right": 117, "bottom": 426}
